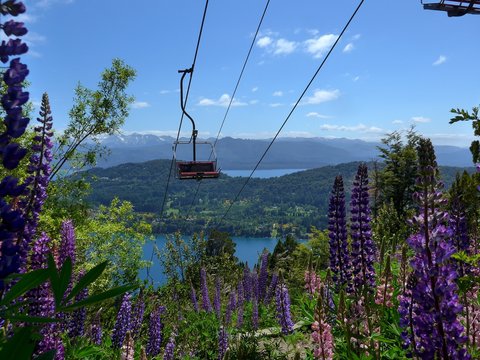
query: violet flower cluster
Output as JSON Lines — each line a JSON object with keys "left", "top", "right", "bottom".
{"left": 275, "top": 282, "right": 294, "bottom": 335}
{"left": 90, "top": 315, "right": 103, "bottom": 345}
{"left": 0, "top": 0, "right": 29, "bottom": 290}
{"left": 252, "top": 297, "right": 259, "bottom": 330}
{"left": 265, "top": 272, "right": 278, "bottom": 304}
{"left": 218, "top": 326, "right": 228, "bottom": 360}
{"left": 243, "top": 264, "right": 252, "bottom": 301}
{"left": 350, "top": 164, "right": 376, "bottom": 294}
{"left": 236, "top": 281, "right": 244, "bottom": 328}
{"left": 398, "top": 138, "right": 469, "bottom": 359}
{"left": 18, "top": 93, "right": 54, "bottom": 270}
{"left": 225, "top": 291, "right": 236, "bottom": 325}
{"left": 200, "top": 267, "right": 212, "bottom": 312}
{"left": 68, "top": 272, "right": 88, "bottom": 338}
{"left": 131, "top": 293, "right": 145, "bottom": 339}
{"left": 327, "top": 175, "right": 350, "bottom": 290}
{"left": 146, "top": 305, "right": 165, "bottom": 357}
{"left": 112, "top": 293, "right": 132, "bottom": 349}
{"left": 190, "top": 283, "right": 199, "bottom": 312}
{"left": 163, "top": 331, "right": 176, "bottom": 360}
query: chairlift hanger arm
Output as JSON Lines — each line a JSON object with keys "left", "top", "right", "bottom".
{"left": 178, "top": 67, "right": 197, "bottom": 138}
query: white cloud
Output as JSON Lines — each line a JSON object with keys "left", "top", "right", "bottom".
{"left": 16, "top": 13, "right": 37, "bottom": 23}
{"left": 343, "top": 43, "right": 354, "bottom": 53}
{"left": 303, "top": 89, "right": 340, "bottom": 105}
{"left": 352, "top": 34, "right": 361, "bottom": 40}
{"left": 320, "top": 123, "right": 384, "bottom": 134}
{"left": 392, "top": 120, "right": 403, "bottom": 124}
{"left": 132, "top": 101, "right": 151, "bottom": 109}
{"left": 304, "top": 34, "right": 338, "bottom": 58}
{"left": 256, "top": 36, "right": 273, "bottom": 48}
{"left": 353, "top": 76, "right": 360, "bottom": 82}
{"left": 24, "top": 32, "right": 47, "bottom": 46}
{"left": 273, "top": 91, "right": 283, "bottom": 97}
{"left": 411, "top": 116, "right": 431, "bottom": 123}
{"left": 251, "top": 87, "right": 258, "bottom": 92}
{"left": 269, "top": 103, "right": 283, "bottom": 107}
{"left": 306, "top": 112, "right": 331, "bottom": 119}
{"left": 249, "top": 99, "right": 259, "bottom": 105}
{"left": 433, "top": 55, "right": 446, "bottom": 66}
{"left": 307, "top": 29, "right": 320, "bottom": 36}
{"left": 273, "top": 38, "right": 297, "bottom": 55}
{"left": 160, "top": 90, "right": 170, "bottom": 95}
{"left": 198, "top": 94, "right": 247, "bottom": 107}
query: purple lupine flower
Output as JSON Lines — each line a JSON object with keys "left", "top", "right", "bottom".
{"left": 328, "top": 175, "right": 350, "bottom": 291}
{"left": 243, "top": 263, "right": 252, "bottom": 301}
{"left": 214, "top": 277, "right": 222, "bottom": 318}
{"left": 68, "top": 272, "right": 88, "bottom": 338}
{"left": 112, "top": 293, "right": 132, "bottom": 349}
{"left": 218, "top": 326, "right": 228, "bottom": 360}
{"left": 190, "top": 283, "right": 199, "bottom": 312}
{"left": 350, "top": 164, "right": 376, "bottom": 294}
{"left": 146, "top": 306, "right": 165, "bottom": 357}
{"left": 130, "top": 294, "right": 145, "bottom": 340}
{"left": 200, "top": 267, "right": 212, "bottom": 312}
{"left": 17, "top": 93, "right": 54, "bottom": 271}
{"left": 251, "top": 270, "right": 259, "bottom": 301}
{"left": 398, "top": 138, "right": 470, "bottom": 359}
{"left": 225, "top": 291, "right": 236, "bottom": 325}
{"left": 0, "top": 1, "right": 29, "bottom": 290}
{"left": 265, "top": 272, "right": 278, "bottom": 304}
{"left": 236, "top": 282, "right": 244, "bottom": 328}
{"left": 258, "top": 251, "right": 269, "bottom": 301}
{"left": 163, "top": 331, "right": 176, "bottom": 360}
{"left": 28, "top": 233, "right": 64, "bottom": 359}
{"left": 252, "top": 297, "right": 259, "bottom": 330}
{"left": 275, "top": 283, "right": 294, "bottom": 335}
{"left": 58, "top": 219, "right": 76, "bottom": 268}
{"left": 90, "top": 316, "right": 103, "bottom": 345}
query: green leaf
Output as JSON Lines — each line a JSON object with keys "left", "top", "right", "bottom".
{"left": 55, "top": 257, "right": 72, "bottom": 307}
{"left": 47, "top": 253, "right": 61, "bottom": 303}
{"left": 0, "top": 327, "right": 36, "bottom": 360}
{"left": 60, "top": 284, "right": 135, "bottom": 312}
{"left": 64, "top": 261, "right": 108, "bottom": 304}
{"left": 0, "top": 268, "right": 50, "bottom": 306}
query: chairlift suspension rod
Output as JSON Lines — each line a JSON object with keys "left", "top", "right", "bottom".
{"left": 178, "top": 67, "right": 198, "bottom": 161}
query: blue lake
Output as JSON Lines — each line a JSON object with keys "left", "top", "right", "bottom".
{"left": 140, "top": 235, "right": 280, "bottom": 286}
{"left": 222, "top": 169, "right": 305, "bottom": 178}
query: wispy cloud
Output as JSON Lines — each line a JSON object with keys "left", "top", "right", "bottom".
{"left": 353, "top": 76, "right": 360, "bottom": 82}
{"left": 343, "top": 43, "right": 354, "bottom": 53}
{"left": 411, "top": 116, "right": 431, "bottom": 123}
{"left": 269, "top": 103, "right": 283, "bottom": 107}
{"left": 303, "top": 89, "right": 340, "bottom": 105}
{"left": 392, "top": 119, "right": 403, "bottom": 124}
{"left": 320, "top": 123, "right": 384, "bottom": 134}
{"left": 160, "top": 90, "right": 171, "bottom": 95}
{"left": 256, "top": 36, "right": 273, "bottom": 48}
{"left": 273, "top": 91, "right": 283, "bottom": 97}
{"left": 433, "top": 55, "right": 446, "bottom": 66}
{"left": 274, "top": 38, "right": 297, "bottom": 55}
{"left": 304, "top": 34, "right": 338, "bottom": 58}
{"left": 132, "top": 101, "right": 151, "bottom": 109}
{"left": 306, "top": 112, "right": 331, "bottom": 119}
{"left": 249, "top": 99, "right": 259, "bottom": 105}
{"left": 198, "top": 94, "right": 247, "bottom": 107}
{"left": 251, "top": 87, "right": 258, "bottom": 92}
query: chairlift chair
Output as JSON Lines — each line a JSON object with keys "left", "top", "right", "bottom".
{"left": 173, "top": 68, "right": 220, "bottom": 180}
{"left": 422, "top": 0, "right": 480, "bottom": 16}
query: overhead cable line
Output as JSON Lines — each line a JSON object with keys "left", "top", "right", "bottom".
{"left": 214, "top": 0, "right": 366, "bottom": 228}
{"left": 146, "top": 0, "right": 210, "bottom": 282}
{"left": 185, "top": 0, "right": 271, "bottom": 221}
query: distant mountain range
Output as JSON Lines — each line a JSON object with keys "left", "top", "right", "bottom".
{"left": 93, "top": 133, "right": 474, "bottom": 169}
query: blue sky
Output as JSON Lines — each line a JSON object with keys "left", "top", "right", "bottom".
{"left": 15, "top": 0, "right": 480, "bottom": 146}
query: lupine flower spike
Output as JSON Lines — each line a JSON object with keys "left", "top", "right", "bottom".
{"left": 328, "top": 175, "right": 350, "bottom": 291}
{"left": 218, "top": 326, "right": 228, "bottom": 360}
{"left": 200, "top": 267, "right": 212, "bottom": 312}
{"left": 311, "top": 290, "right": 334, "bottom": 360}
{"left": 112, "top": 293, "right": 132, "bottom": 349}
{"left": 146, "top": 305, "right": 165, "bottom": 357}
{"left": 275, "top": 280, "right": 294, "bottom": 335}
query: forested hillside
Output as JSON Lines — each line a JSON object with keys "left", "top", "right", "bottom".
{"left": 81, "top": 160, "right": 474, "bottom": 237}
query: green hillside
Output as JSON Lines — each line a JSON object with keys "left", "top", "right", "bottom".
{"left": 79, "top": 160, "right": 474, "bottom": 237}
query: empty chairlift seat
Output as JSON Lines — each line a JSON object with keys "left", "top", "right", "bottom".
{"left": 422, "top": 0, "right": 480, "bottom": 16}
{"left": 176, "top": 160, "right": 220, "bottom": 180}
